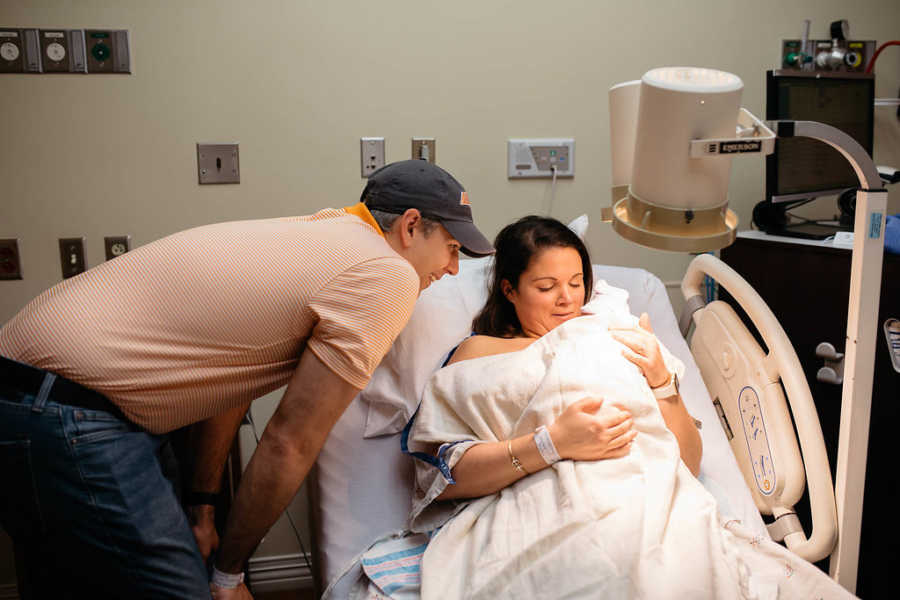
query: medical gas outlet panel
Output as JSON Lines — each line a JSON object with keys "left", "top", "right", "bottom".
{"left": 779, "top": 19, "right": 873, "bottom": 73}
{"left": 0, "top": 28, "right": 130, "bottom": 73}
{"left": 780, "top": 39, "right": 873, "bottom": 72}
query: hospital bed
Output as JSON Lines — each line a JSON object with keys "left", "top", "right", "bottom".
{"left": 308, "top": 252, "right": 835, "bottom": 598}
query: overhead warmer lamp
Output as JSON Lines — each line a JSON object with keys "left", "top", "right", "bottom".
{"left": 604, "top": 67, "right": 775, "bottom": 252}
{"left": 605, "top": 66, "right": 887, "bottom": 593}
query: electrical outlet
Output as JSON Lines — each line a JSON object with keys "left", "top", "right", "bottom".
{"left": 58, "top": 237, "right": 86, "bottom": 279}
{"left": 197, "top": 143, "right": 240, "bottom": 184}
{"left": 360, "top": 137, "right": 385, "bottom": 178}
{"left": 411, "top": 138, "right": 435, "bottom": 164}
{"left": 0, "top": 238, "right": 22, "bottom": 280}
{"left": 104, "top": 235, "right": 131, "bottom": 260}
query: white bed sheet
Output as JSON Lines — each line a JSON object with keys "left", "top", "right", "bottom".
{"left": 312, "top": 264, "right": 769, "bottom": 598}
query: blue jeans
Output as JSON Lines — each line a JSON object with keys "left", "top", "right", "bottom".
{"left": 0, "top": 368, "right": 212, "bottom": 599}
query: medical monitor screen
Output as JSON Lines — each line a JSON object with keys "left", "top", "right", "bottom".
{"left": 765, "top": 71, "right": 874, "bottom": 202}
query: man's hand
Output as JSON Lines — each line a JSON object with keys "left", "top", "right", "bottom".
{"left": 189, "top": 504, "right": 219, "bottom": 562}
{"left": 215, "top": 350, "right": 360, "bottom": 573}
{"left": 210, "top": 582, "right": 253, "bottom": 599}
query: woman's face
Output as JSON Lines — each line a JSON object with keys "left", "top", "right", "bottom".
{"left": 503, "top": 246, "right": 586, "bottom": 338}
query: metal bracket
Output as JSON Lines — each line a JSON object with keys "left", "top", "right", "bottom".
{"left": 679, "top": 294, "right": 706, "bottom": 338}
{"left": 689, "top": 108, "right": 776, "bottom": 158}
{"left": 767, "top": 512, "right": 803, "bottom": 542}
{"left": 815, "top": 342, "right": 845, "bottom": 385}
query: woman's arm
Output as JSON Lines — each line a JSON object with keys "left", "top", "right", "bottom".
{"left": 655, "top": 389, "right": 702, "bottom": 476}
{"left": 610, "top": 313, "right": 703, "bottom": 476}
{"left": 438, "top": 397, "right": 635, "bottom": 500}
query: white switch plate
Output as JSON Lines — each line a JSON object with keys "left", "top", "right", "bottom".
{"left": 361, "top": 137, "right": 385, "bottom": 178}
{"left": 508, "top": 138, "right": 575, "bottom": 179}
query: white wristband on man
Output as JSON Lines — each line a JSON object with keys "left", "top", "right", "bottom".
{"left": 534, "top": 425, "right": 561, "bottom": 465}
{"left": 211, "top": 566, "right": 244, "bottom": 589}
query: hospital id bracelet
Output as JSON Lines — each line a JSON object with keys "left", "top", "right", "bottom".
{"left": 507, "top": 439, "right": 529, "bottom": 474}
{"left": 534, "top": 425, "right": 561, "bottom": 465}
{"left": 211, "top": 566, "right": 244, "bottom": 589}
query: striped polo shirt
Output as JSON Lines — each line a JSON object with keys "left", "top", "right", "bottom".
{"left": 0, "top": 205, "right": 420, "bottom": 433}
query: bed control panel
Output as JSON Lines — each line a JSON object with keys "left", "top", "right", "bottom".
{"left": 738, "top": 387, "right": 776, "bottom": 496}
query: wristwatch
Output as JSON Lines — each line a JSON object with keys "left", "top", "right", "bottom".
{"left": 652, "top": 371, "right": 680, "bottom": 399}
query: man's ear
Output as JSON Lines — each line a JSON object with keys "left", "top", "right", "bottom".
{"left": 396, "top": 208, "right": 421, "bottom": 248}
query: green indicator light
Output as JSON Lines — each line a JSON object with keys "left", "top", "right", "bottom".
{"left": 550, "top": 150, "right": 557, "bottom": 156}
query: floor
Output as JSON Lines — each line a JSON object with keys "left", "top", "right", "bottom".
{"left": 256, "top": 587, "right": 318, "bottom": 600}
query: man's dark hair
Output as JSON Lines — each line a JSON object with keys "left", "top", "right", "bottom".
{"left": 472, "top": 216, "right": 593, "bottom": 337}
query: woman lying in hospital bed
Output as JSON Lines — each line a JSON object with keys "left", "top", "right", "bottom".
{"left": 353, "top": 216, "right": 854, "bottom": 600}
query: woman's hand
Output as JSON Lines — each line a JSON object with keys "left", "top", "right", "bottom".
{"left": 610, "top": 313, "right": 670, "bottom": 389}
{"left": 548, "top": 397, "right": 636, "bottom": 461}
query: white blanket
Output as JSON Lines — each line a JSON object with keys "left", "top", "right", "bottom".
{"left": 408, "top": 311, "right": 854, "bottom": 599}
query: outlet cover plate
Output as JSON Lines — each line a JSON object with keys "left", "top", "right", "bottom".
{"left": 104, "top": 235, "right": 131, "bottom": 260}
{"left": 59, "top": 237, "right": 86, "bottom": 279}
{"left": 360, "top": 137, "right": 385, "bottom": 178}
{"left": 0, "top": 238, "right": 22, "bottom": 280}
{"left": 197, "top": 143, "right": 240, "bottom": 184}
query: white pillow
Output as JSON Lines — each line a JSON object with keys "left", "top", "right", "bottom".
{"left": 360, "top": 216, "right": 590, "bottom": 438}
{"left": 361, "top": 256, "right": 491, "bottom": 437}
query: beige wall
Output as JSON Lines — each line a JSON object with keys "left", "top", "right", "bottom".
{"left": 2, "top": 0, "right": 899, "bottom": 323}
{"left": 2, "top": 0, "right": 899, "bottom": 588}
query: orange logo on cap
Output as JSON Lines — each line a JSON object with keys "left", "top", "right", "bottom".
{"left": 460, "top": 192, "right": 470, "bottom": 206}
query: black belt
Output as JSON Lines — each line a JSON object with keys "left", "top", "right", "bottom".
{"left": 0, "top": 355, "right": 128, "bottom": 421}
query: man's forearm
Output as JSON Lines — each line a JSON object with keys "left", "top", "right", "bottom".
{"left": 214, "top": 427, "right": 319, "bottom": 572}
{"left": 214, "top": 350, "right": 360, "bottom": 574}
{"left": 190, "top": 402, "right": 251, "bottom": 496}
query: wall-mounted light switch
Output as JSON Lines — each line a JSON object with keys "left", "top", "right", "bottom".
{"left": 59, "top": 237, "right": 86, "bottom": 279}
{"left": 104, "top": 235, "right": 131, "bottom": 260}
{"left": 411, "top": 138, "right": 435, "bottom": 164}
{"left": 197, "top": 143, "right": 240, "bottom": 184}
{"left": 360, "top": 137, "right": 385, "bottom": 178}
{"left": 0, "top": 239, "right": 23, "bottom": 280}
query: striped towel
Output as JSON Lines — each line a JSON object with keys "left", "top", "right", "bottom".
{"left": 359, "top": 533, "right": 429, "bottom": 599}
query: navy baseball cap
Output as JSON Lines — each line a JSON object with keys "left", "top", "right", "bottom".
{"left": 361, "top": 160, "right": 494, "bottom": 257}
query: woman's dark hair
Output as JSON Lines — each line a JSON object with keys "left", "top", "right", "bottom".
{"left": 472, "top": 216, "right": 593, "bottom": 337}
